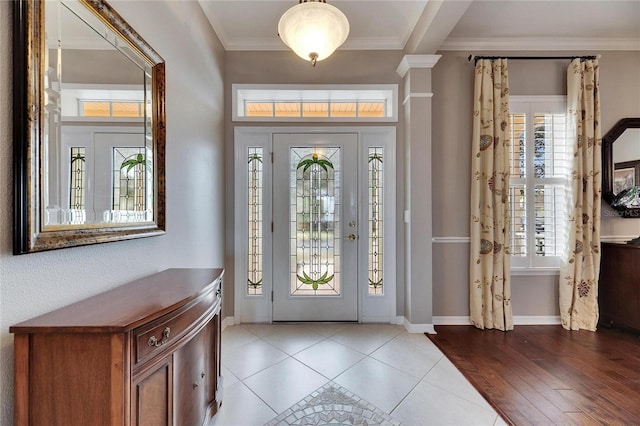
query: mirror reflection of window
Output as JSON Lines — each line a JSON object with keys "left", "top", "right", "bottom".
{"left": 80, "top": 100, "right": 145, "bottom": 118}
{"left": 113, "top": 147, "right": 146, "bottom": 215}
{"left": 69, "top": 147, "right": 86, "bottom": 224}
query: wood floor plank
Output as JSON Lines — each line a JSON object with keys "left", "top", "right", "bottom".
{"left": 564, "top": 411, "right": 601, "bottom": 426}
{"left": 541, "top": 357, "right": 640, "bottom": 420}
{"left": 427, "top": 325, "right": 640, "bottom": 425}
{"left": 494, "top": 346, "right": 579, "bottom": 413}
{"left": 483, "top": 358, "right": 585, "bottom": 425}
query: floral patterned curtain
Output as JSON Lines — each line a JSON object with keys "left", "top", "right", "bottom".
{"left": 470, "top": 59, "right": 513, "bottom": 331}
{"left": 560, "top": 58, "right": 601, "bottom": 331}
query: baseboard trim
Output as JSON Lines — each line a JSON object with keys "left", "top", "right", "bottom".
{"left": 222, "top": 316, "right": 236, "bottom": 331}
{"left": 514, "top": 315, "right": 561, "bottom": 325}
{"left": 360, "top": 315, "right": 397, "bottom": 324}
{"left": 222, "top": 315, "right": 560, "bottom": 330}
{"left": 403, "top": 318, "right": 436, "bottom": 334}
{"left": 433, "top": 316, "right": 471, "bottom": 325}
{"left": 432, "top": 315, "right": 561, "bottom": 326}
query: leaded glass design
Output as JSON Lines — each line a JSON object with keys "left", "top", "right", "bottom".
{"left": 113, "top": 147, "right": 146, "bottom": 212}
{"left": 290, "top": 147, "right": 341, "bottom": 296}
{"left": 248, "top": 148, "right": 263, "bottom": 296}
{"left": 368, "top": 148, "right": 384, "bottom": 295}
{"left": 69, "top": 147, "right": 86, "bottom": 210}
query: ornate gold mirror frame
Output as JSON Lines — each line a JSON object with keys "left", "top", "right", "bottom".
{"left": 13, "top": 0, "right": 165, "bottom": 254}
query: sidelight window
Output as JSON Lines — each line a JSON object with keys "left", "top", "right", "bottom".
{"left": 247, "top": 147, "right": 264, "bottom": 295}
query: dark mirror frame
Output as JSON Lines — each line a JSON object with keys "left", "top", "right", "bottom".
{"left": 13, "top": 0, "right": 166, "bottom": 254}
{"left": 602, "top": 117, "right": 640, "bottom": 218}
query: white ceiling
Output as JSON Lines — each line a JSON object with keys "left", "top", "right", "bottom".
{"left": 197, "top": 0, "right": 640, "bottom": 53}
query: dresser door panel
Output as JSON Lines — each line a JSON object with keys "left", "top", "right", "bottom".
{"left": 133, "top": 359, "right": 172, "bottom": 426}
{"left": 174, "top": 325, "right": 208, "bottom": 426}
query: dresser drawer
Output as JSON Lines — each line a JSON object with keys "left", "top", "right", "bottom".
{"left": 134, "top": 280, "right": 221, "bottom": 366}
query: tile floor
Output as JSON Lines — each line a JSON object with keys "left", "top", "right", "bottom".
{"left": 211, "top": 323, "right": 507, "bottom": 426}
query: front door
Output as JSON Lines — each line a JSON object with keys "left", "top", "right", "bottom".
{"left": 272, "top": 133, "right": 358, "bottom": 321}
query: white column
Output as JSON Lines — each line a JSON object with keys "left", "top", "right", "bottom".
{"left": 397, "top": 55, "right": 441, "bottom": 333}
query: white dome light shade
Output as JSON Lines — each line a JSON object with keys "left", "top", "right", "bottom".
{"left": 278, "top": 1, "right": 349, "bottom": 66}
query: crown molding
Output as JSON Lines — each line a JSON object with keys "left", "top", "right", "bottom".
{"left": 396, "top": 54, "right": 442, "bottom": 78}
{"left": 440, "top": 37, "right": 640, "bottom": 51}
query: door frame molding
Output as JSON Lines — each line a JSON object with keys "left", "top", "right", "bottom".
{"left": 233, "top": 126, "right": 396, "bottom": 324}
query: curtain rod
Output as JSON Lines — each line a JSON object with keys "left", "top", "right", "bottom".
{"left": 468, "top": 55, "right": 599, "bottom": 64}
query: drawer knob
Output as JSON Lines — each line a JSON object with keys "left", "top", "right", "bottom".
{"left": 147, "top": 327, "right": 171, "bottom": 347}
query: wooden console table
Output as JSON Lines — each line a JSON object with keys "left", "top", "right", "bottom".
{"left": 10, "top": 268, "right": 223, "bottom": 426}
{"left": 599, "top": 243, "right": 640, "bottom": 333}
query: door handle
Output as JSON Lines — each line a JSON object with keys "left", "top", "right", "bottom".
{"left": 346, "top": 233, "right": 357, "bottom": 241}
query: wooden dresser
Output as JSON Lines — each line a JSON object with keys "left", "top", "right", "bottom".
{"left": 599, "top": 243, "right": 640, "bottom": 333}
{"left": 10, "top": 268, "right": 223, "bottom": 426}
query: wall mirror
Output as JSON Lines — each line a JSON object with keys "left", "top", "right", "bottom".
{"left": 14, "top": 0, "right": 165, "bottom": 254}
{"left": 603, "top": 118, "right": 640, "bottom": 218}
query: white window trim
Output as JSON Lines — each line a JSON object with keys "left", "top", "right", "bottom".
{"left": 509, "top": 95, "right": 567, "bottom": 273}
{"left": 511, "top": 268, "right": 561, "bottom": 276}
{"left": 232, "top": 84, "right": 398, "bottom": 123}
{"left": 60, "top": 83, "right": 144, "bottom": 117}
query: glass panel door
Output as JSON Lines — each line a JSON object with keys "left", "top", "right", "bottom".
{"left": 290, "top": 147, "right": 341, "bottom": 296}
{"left": 272, "top": 133, "right": 358, "bottom": 321}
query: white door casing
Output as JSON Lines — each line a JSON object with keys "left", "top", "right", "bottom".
{"left": 234, "top": 126, "right": 396, "bottom": 324}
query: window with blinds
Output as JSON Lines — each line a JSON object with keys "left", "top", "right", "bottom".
{"left": 509, "top": 97, "right": 568, "bottom": 269}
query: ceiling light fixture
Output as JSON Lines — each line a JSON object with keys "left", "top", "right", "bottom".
{"left": 278, "top": 0, "right": 350, "bottom": 67}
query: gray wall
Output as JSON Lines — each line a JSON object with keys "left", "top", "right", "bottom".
{"left": 0, "top": 1, "right": 226, "bottom": 423}
{"left": 59, "top": 49, "right": 144, "bottom": 84}
{"left": 431, "top": 50, "right": 640, "bottom": 317}
{"left": 223, "top": 50, "right": 407, "bottom": 317}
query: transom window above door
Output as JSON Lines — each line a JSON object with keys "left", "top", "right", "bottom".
{"left": 232, "top": 84, "right": 398, "bottom": 122}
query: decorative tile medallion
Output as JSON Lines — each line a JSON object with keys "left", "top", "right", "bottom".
{"left": 265, "top": 382, "right": 402, "bottom": 426}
